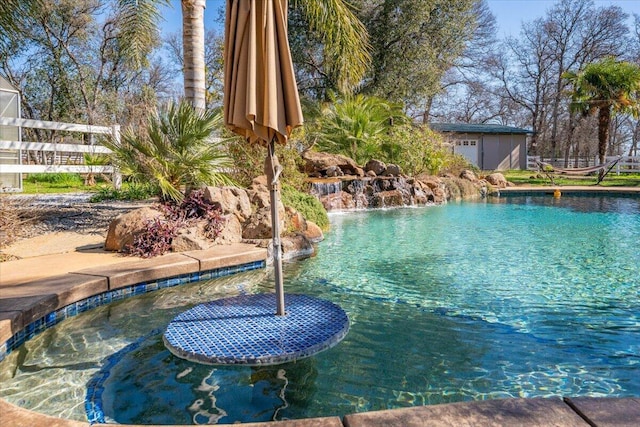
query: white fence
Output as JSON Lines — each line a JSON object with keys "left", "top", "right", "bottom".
{"left": 527, "top": 155, "right": 640, "bottom": 174}
{"left": 0, "top": 117, "right": 120, "bottom": 191}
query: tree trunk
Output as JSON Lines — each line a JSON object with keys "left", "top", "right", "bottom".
{"left": 182, "top": 0, "right": 206, "bottom": 110}
{"left": 597, "top": 106, "right": 611, "bottom": 164}
{"left": 628, "top": 120, "right": 640, "bottom": 157}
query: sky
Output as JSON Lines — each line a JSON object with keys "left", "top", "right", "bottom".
{"left": 159, "top": 0, "right": 640, "bottom": 39}
{"left": 487, "top": 0, "right": 640, "bottom": 36}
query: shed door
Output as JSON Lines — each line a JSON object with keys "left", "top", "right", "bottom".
{"left": 454, "top": 139, "right": 478, "bottom": 167}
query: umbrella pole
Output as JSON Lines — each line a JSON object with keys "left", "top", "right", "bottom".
{"left": 267, "top": 140, "right": 286, "bottom": 316}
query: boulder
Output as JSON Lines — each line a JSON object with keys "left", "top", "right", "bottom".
{"left": 411, "top": 181, "right": 434, "bottom": 205}
{"left": 282, "top": 234, "right": 314, "bottom": 260}
{"left": 325, "top": 165, "right": 344, "bottom": 177}
{"left": 203, "top": 186, "right": 252, "bottom": 223}
{"left": 365, "top": 159, "right": 386, "bottom": 176}
{"left": 319, "top": 191, "right": 354, "bottom": 211}
{"left": 105, "top": 207, "right": 163, "bottom": 252}
{"left": 171, "top": 225, "right": 212, "bottom": 252}
{"left": 242, "top": 206, "right": 285, "bottom": 240}
{"left": 385, "top": 163, "right": 401, "bottom": 176}
{"left": 303, "top": 221, "right": 324, "bottom": 243}
{"left": 246, "top": 175, "right": 271, "bottom": 209}
{"left": 214, "top": 214, "right": 243, "bottom": 244}
{"left": 302, "top": 150, "right": 365, "bottom": 177}
{"left": 285, "top": 206, "right": 306, "bottom": 232}
{"left": 485, "top": 172, "right": 508, "bottom": 188}
{"left": 459, "top": 169, "right": 478, "bottom": 182}
{"left": 285, "top": 207, "right": 324, "bottom": 243}
{"left": 372, "top": 190, "right": 405, "bottom": 208}
{"left": 416, "top": 175, "right": 446, "bottom": 204}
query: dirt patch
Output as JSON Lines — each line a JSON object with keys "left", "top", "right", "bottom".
{"left": 0, "top": 194, "right": 153, "bottom": 260}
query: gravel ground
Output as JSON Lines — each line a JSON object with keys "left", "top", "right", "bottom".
{"left": 2, "top": 193, "right": 152, "bottom": 242}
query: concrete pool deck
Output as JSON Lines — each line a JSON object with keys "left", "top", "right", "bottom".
{"left": 2, "top": 189, "right": 640, "bottom": 426}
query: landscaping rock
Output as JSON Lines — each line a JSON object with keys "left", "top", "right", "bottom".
{"left": 372, "top": 190, "right": 405, "bottom": 208}
{"left": 242, "top": 206, "right": 285, "bottom": 240}
{"left": 385, "top": 163, "right": 401, "bottom": 176}
{"left": 104, "top": 207, "right": 163, "bottom": 251}
{"left": 302, "top": 150, "right": 365, "bottom": 177}
{"left": 203, "top": 186, "right": 252, "bottom": 223}
{"left": 304, "top": 221, "right": 324, "bottom": 243}
{"left": 486, "top": 172, "right": 509, "bottom": 188}
{"left": 460, "top": 169, "right": 478, "bottom": 182}
{"left": 282, "top": 233, "right": 314, "bottom": 259}
{"left": 214, "top": 215, "right": 243, "bottom": 244}
{"left": 411, "top": 180, "right": 434, "bottom": 204}
{"left": 285, "top": 207, "right": 325, "bottom": 243}
{"left": 318, "top": 191, "right": 355, "bottom": 211}
{"left": 171, "top": 225, "right": 211, "bottom": 252}
{"left": 325, "top": 165, "right": 344, "bottom": 177}
{"left": 365, "top": 159, "right": 387, "bottom": 176}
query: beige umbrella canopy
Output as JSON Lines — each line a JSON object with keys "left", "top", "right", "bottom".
{"left": 224, "top": 0, "right": 304, "bottom": 315}
{"left": 224, "top": 0, "right": 303, "bottom": 145}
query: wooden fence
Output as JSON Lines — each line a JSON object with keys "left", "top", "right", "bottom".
{"left": 526, "top": 156, "right": 640, "bottom": 174}
{"left": 0, "top": 117, "right": 120, "bottom": 191}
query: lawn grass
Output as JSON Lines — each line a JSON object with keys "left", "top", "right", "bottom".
{"left": 16, "top": 170, "right": 640, "bottom": 195}
{"left": 501, "top": 170, "right": 640, "bottom": 187}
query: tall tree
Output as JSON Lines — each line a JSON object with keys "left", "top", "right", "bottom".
{"left": 0, "top": 0, "right": 173, "bottom": 131}
{"left": 429, "top": 0, "right": 498, "bottom": 124}
{"left": 165, "top": 29, "right": 225, "bottom": 109}
{"left": 564, "top": 57, "right": 640, "bottom": 164}
{"left": 358, "top": 0, "right": 480, "bottom": 121}
{"left": 495, "top": 0, "right": 628, "bottom": 161}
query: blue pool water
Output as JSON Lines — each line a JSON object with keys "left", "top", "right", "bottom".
{"left": 0, "top": 196, "right": 639, "bottom": 424}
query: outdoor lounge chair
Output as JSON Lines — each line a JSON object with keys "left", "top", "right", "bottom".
{"left": 536, "top": 156, "right": 623, "bottom": 185}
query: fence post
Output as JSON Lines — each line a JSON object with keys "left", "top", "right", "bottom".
{"left": 112, "top": 124, "right": 122, "bottom": 190}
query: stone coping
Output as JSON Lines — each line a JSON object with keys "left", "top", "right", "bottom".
{"left": 0, "top": 243, "right": 267, "bottom": 346}
{"left": 1, "top": 240, "right": 639, "bottom": 426}
{"left": 489, "top": 186, "right": 640, "bottom": 197}
{"left": 2, "top": 395, "right": 639, "bottom": 426}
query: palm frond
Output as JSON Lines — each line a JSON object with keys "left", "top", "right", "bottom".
{"left": 296, "top": 0, "right": 371, "bottom": 93}
{"left": 116, "top": 0, "right": 168, "bottom": 68}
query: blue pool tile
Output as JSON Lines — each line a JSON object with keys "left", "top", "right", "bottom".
{"left": 0, "top": 261, "right": 266, "bottom": 372}
{"left": 163, "top": 293, "right": 349, "bottom": 366}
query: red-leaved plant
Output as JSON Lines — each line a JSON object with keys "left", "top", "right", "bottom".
{"left": 125, "top": 190, "right": 226, "bottom": 258}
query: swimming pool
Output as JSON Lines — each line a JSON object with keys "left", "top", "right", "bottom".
{"left": 0, "top": 196, "right": 638, "bottom": 424}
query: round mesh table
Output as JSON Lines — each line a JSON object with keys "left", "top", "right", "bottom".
{"left": 163, "top": 293, "right": 349, "bottom": 365}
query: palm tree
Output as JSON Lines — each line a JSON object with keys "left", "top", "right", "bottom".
{"left": 117, "top": 0, "right": 370, "bottom": 107}
{"left": 314, "top": 94, "right": 407, "bottom": 164}
{"left": 563, "top": 58, "right": 640, "bottom": 164}
{"left": 104, "top": 101, "right": 234, "bottom": 202}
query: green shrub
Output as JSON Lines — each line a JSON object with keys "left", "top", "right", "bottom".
{"left": 281, "top": 183, "right": 330, "bottom": 231}
{"left": 387, "top": 125, "right": 471, "bottom": 176}
{"left": 226, "top": 135, "right": 308, "bottom": 191}
{"left": 89, "top": 182, "right": 159, "bottom": 202}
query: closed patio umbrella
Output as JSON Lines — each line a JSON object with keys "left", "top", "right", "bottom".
{"left": 224, "top": 0, "right": 303, "bottom": 315}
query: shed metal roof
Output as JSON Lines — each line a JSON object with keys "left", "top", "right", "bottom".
{"left": 0, "top": 75, "right": 18, "bottom": 92}
{"left": 430, "top": 123, "right": 533, "bottom": 135}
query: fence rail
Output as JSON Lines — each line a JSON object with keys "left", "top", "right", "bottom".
{"left": 527, "top": 156, "right": 640, "bottom": 174}
{"left": 0, "top": 117, "right": 120, "bottom": 191}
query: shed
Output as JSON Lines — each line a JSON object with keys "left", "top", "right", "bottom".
{"left": 430, "top": 123, "right": 532, "bottom": 171}
{"left": 0, "top": 75, "right": 21, "bottom": 191}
